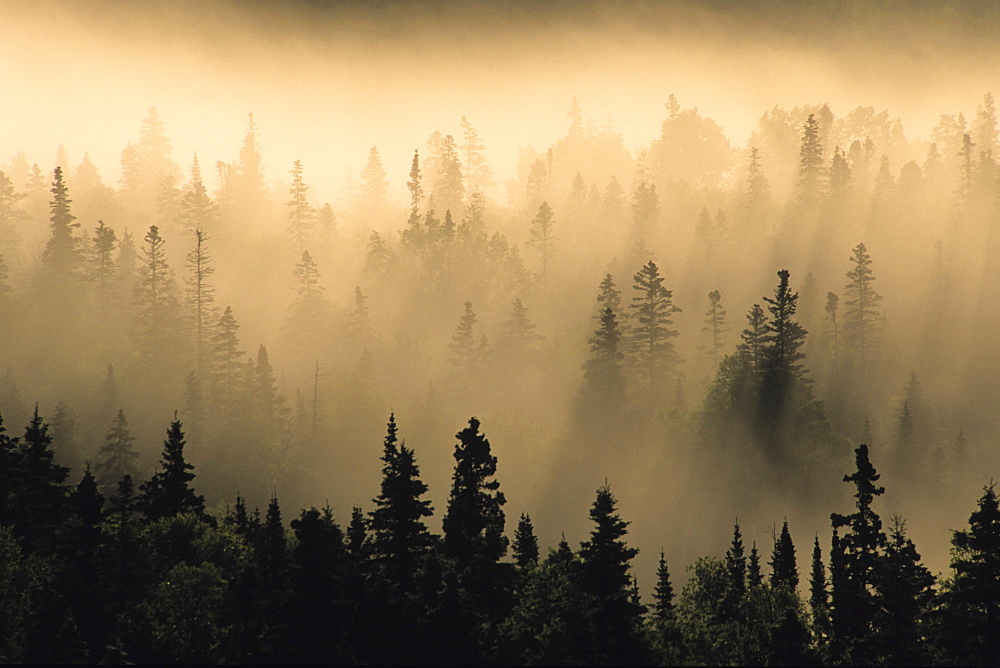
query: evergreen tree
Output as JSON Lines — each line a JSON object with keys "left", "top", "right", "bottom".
{"left": 50, "top": 400, "right": 79, "bottom": 472}
{"left": 874, "top": 517, "right": 934, "bottom": 665}
{"left": 369, "top": 414, "right": 434, "bottom": 589}
{"left": 526, "top": 201, "right": 556, "bottom": 276}
{"left": 133, "top": 224, "right": 181, "bottom": 361}
{"left": 724, "top": 521, "right": 747, "bottom": 617}
{"left": 95, "top": 409, "right": 139, "bottom": 499}
{"left": 939, "top": 483, "right": 1000, "bottom": 666}
{"left": 596, "top": 273, "right": 622, "bottom": 317}
{"left": 628, "top": 260, "right": 681, "bottom": 389}
{"left": 736, "top": 303, "right": 768, "bottom": 374}
{"left": 770, "top": 520, "right": 799, "bottom": 590}
{"left": 42, "top": 166, "right": 82, "bottom": 278}
{"left": 748, "top": 542, "right": 763, "bottom": 588}
{"left": 443, "top": 417, "right": 507, "bottom": 567}
{"left": 286, "top": 160, "right": 316, "bottom": 249}
{"left": 578, "top": 483, "right": 645, "bottom": 663}
{"left": 653, "top": 551, "right": 675, "bottom": 622}
{"left": 406, "top": 149, "right": 422, "bottom": 222}
{"left": 830, "top": 443, "right": 886, "bottom": 664}
{"left": 185, "top": 227, "right": 215, "bottom": 376}
{"left": 499, "top": 298, "right": 544, "bottom": 363}
{"left": 746, "top": 146, "right": 770, "bottom": 226}
{"left": 810, "top": 535, "right": 831, "bottom": 643}
{"left": 702, "top": 290, "right": 728, "bottom": 367}
{"left": 178, "top": 153, "right": 215, "bottom": 231}
{"left": 447, "top": 301, "right": 479, "bottom": 379}
{"left": 460, "top": 116, "right": 492, "bottom": 195}
{"left": 512, "top": 513, "right": 539, "bottom": 569}
{"left": 90, "top": 221, "right": 118, "bottom": 311}
{"left": 843, "top": 242, "right": 882, "bottom": 369}
{"left": 798, "top": 114, "right": 825, "bottom": 206}
{"left": 825, "top": 291, "right": 840, "bottom": 367}
{"left": 359, "top": 146, "right": 389, "bottom": 210}
{"left": 140, "top": 415, "right": 206, "bottom": 521}
{"left": 10, "top": 407, "right": 70, "bottom": 552}
{"left": 582, "top": 306, "right": 626, "bottom": 403}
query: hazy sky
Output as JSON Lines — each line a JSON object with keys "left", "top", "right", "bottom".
{"left": 3, "top": 0, "right": 999, "bottom": 204}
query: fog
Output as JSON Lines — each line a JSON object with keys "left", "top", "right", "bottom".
{"left": 2, "top": 0, "right": 1000, "bottom": 591}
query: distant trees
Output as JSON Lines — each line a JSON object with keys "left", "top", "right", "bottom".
{"left": 842, "top": 242, "right": 882, "bottom": 370}
{"left": 286, "top": 160, "right": 316, "bottom": 249}
{"left": 42, "top": 166, "right": 82, "bottom": 280}
{"left": 526, "top": 201, "right": 556, "bottom": 275}
{"left": 628, "top": 260, "right": 681, "bottom": 390}
{"left": 134, "top": 225, "right": 181, "bottom": 361}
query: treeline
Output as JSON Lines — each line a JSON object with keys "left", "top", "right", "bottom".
{"left": 1, "top": 406, "right": 998, "bottom": 665}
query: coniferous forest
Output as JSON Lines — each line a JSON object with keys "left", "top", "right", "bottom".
{"left": 3, "top": 1, "right": 1000, "bottom": 664}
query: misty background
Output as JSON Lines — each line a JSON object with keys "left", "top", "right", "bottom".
{"left": 2, "top": 0, "right": 1000, "bottom": 588}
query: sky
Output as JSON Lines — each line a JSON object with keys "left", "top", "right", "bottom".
{"left": 2, "top": 0, "right": 999, "bottom": 205}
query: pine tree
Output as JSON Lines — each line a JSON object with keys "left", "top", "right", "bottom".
{"left": 512, "top": 513, "right": 539, "bottom": 569}
{"left": 596, "top": 273, "right": 622, "bottom": 317}
{"left": 746, "top": 146, "right": 770, "bottom": 226}
{"left": 42, "top": 166, "right": 82, "bottom": 278}
{"left": 748, "top": 542, "right": 763, "bottom": 587}
{"left": 843, "top": 242, "right": 882, "bottom": 369}
{"left": 293, "top": 250, "right": 323, "bottom": 301}
{"left": 442, "top": 417, "right": 507, "bottom": 567}
{"left": 209, "top": 306, "right": 243, "bottom": 421}
{"left": 140, "top": 415, "right": 205, "bottom": 521}
{"left": 526, "top": 201, "right": 556, "bottom": 276}
{"left": 628, "top": 260, "right": 681, "bottom": 389}
{"left": 770, "top": 520, "right": 799, "bottom": 589}
{"left": 369, "top": 414, "right": 434, "bottom": 589}
{"left": 432, "top": 134, "right": 465, "bottom": 215}
{"left": 287, "top": 160, "right": 316, "bottom": 249}
{"left": 702, "top": 290, "right": 728, "bottom": 367}
{"left": 10, "top": 407, "right": 70, "bottom": 552}
{"left": 95, "top": 409, "right": 139, "bottom": 499}
{"left": 347, "top": 505, "right": 368, "bottom": 559}
{"left": 407, "top": 149, "right": 423, "bottom": 220}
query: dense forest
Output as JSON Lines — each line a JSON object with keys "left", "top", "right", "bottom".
{"left": 3, "top": 0, "right": 1000, "bottom": 664}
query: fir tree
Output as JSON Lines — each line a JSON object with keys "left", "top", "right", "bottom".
{"left": 874, "top": 517, "right": 934, "bottom": 665}
{"left": 359, "top": 146, "right": 389, "bottom": 210}
{"left": 596, "top": 273, "right": 622, "bottom": 317}
{"left": 810, "top": 535, "right": 831, "bottom": 642}
{"left": 460, "top": 116, "right": 492, "bottom": 195}
{"left": 748, "top": 543, "right": 763, "bottom": 588}
{"left": 90, "top": 221, "right": 118, "bottom": 310}
{"left": 798, "top": 113, "right": 825, "bottom": 206}
{"left": 140, "top": 415, "right": 206, "bottom": 521}
{"left": 582, "top": 306, "right": 626, "bottom": 402}
{"left": 499, "top": 298, "right": 544, "bottom": 362}
{"left": 724, "top": 521, "right": 747, "bottom": 616}
{"left": 133, "top": 224, "right": 181, "bottom": 360}
{"left": 178, "top": 153, "right": 215, "bottom": 231}
{"left": 825, "top": 291, "right": 840, "bottom": 367}
{"left": 736, "top": 303, "right": 768, "bottom": 374}
{"left": 653, "top": 551, "right": 675, "bottom": 622}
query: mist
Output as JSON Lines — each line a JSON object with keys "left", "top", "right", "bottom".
{"left": 2, "top": 0, "right": 1000, "bottom": 664}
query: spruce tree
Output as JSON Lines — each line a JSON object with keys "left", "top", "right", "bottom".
{"left": 134, "top": 224, "right": 181, "bottom": 360}
{"left": 595, "top": 273, "right": 622, "bottom": 317}
{"left": 736, "top": 303, "right": 768, "bottom": 374}
{"left": 287, "top": 160, "right": 316, "bottom": 249}
{"left": 940, "top": 484, "right": 1000, "bottom": 666}
{"left": 90, "top": 221, "right": 118, "bottom": 311}
{"left": 447, "top": 301, "right": 479, "bottom": 379}
{"left": 95, "top": 409, "right": 139, "bottom": 499}
{"left": 724, "top": 521, "right": 747, "bottom": 618}
{"left": 359, "top": 146, "right": 389, "bottom": 210}
{"left": 770, "top": 520, "right": 799, "bottom": 590}
{"left": 442, "top": 417, "right": 507, "bottom": 567}
{"left": 810, "top": 535, "right": 831, "bottom": 643}
{"left": 460, "top": 116, "right": 492, "bottom": 194}
{"left": 140, "top": 415, "right": 205, "bottom": 521}
{"left": 874, "top": 517, "right": 934, "bottom": 665}
{"left": 653, "top": 551, "right": 675, "bottom": 622}
{"left": 499, "top": 298, "right": 544, "bottom": 363}
{"left": 830, "top": 443, "right": 886, "bottom": 664}
{"left": 42, "top": 166, "right": 82, "bottom": 280}
{"left": 578, "top": 483, "right": 644, "bottom": 663}
{"left": 797, "top": 113, "right": 824, "bottom": 206}
{"left": 628, "top": 260, "right": 681, "bottom": 389}
{"left": 11, "top": 407, "right": 70, "bottom": 551}
{"left": 582, "top": 306, "right": 626, "bottom": 402}
{"left": 748, "top": 542, "right": 763, "bottom": 587}
{"left": 843, "top": 242, "right": 882, "bottom": 369}
{"left": 512, "top": 513, "right": 539, "bottom": 569}
{"left": 369, "top": 414, "right": 434, "bottom": 589}
{"left": 702, "top": 290, "right": 728, "bottom": 367}
{"left": 185, "top": 227, "right": 216, "bottom": 376}
{"left": 526, "top": 201, "right": 556, "bottom": 276}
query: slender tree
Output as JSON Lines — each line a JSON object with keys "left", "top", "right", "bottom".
{"left": 526, "top": 201, "right": 556, "bottom": 276}
{"left": 42, "top": 166, "right": 82, "bottom": 278}
{"left": 140, "top": 415, "right": 206, "bottom": 521}
{"left": 628, "top": 260, "right": 681, "bottom": 389}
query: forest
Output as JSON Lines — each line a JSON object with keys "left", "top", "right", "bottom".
{"left": 3, "top": 0, "right": 1000, "bottom": 664}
